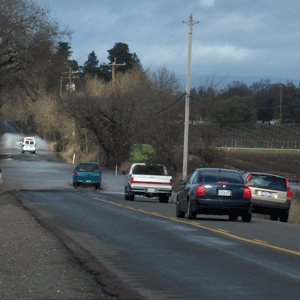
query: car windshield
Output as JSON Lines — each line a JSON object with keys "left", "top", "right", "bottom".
{"left": 133, "top": 165, "right": 165, "bottom": 175}
{"left": 197, "top": 170, "right": 243, "bottom": 184}
{"left": 79, "top": 164, "right": 100, "bottom": 172}
{"left": 247, "top": 174, "right": 286, "bottom": 191}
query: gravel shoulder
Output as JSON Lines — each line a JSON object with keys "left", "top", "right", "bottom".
{"left": 0, "top": 191, "right": 144, "bottom": 300}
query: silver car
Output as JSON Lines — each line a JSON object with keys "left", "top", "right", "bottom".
{"left": 242, "top": 171, "right": 292, "bottom": 222}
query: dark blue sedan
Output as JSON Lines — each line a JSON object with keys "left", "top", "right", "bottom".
{"left": 176, "top": 168, "right": 252, "bottom": 222}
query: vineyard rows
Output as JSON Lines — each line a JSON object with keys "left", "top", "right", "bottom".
{"left": 210, "top": 124, "right": 300, "bottom": 149}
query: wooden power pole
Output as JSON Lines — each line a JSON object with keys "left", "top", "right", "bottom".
{"left": 101, "top": 58, "right": 126, "bottom": 92}
{"left": 182, "top": 14, "right": 198, "bottom": 180}
{"left": 279, "top": 84, "right": 283, "bottom": 126}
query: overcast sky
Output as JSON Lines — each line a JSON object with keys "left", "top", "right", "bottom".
{"left": 35, "top": 0, "right": 300, "bottom": 85}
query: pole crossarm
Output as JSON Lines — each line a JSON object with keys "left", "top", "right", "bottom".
{"left": 101, "top": 59, "right": 126, "bottom": 92}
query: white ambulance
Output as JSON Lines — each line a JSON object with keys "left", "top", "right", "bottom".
{"left": 21, "top": 137, "right": 36, "bottom": 154}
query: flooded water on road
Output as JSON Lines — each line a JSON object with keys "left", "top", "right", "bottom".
{"left": 0, "top": 133, "right": 126, "bottom": 193}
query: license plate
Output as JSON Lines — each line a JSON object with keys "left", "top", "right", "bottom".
{"left": 147, "top": 188, "right": 155, "bottom": 193}
{"left": 218, "top": 190, "right": 231, "bottom": 196}
{"left": 261, "top": 191, "right": 272, "bottom": 197}
{"left": 86, "top": 180, "right": 91, "bottom": 183}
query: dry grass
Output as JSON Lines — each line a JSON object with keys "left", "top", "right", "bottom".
{"left": 289, "top": 189, "right": 300, "bottom": 224}
{"left": 222, "top": 149, "right": 300, "bottom": 182}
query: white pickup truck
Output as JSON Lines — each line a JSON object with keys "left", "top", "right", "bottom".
{"left": 125, "top": 163, "right": 173, "bottom": 203}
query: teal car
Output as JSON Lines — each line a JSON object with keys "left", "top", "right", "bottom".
{"left": 73, "top": 162, "right": 102, "bottom": 190}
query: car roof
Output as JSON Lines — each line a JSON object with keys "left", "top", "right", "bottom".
{"left": 244, "top": 171, "right": 285, "bottom": 179}
{"left": 79, "top": 162, "right": 99, "bottom": 165}
{"left": 195, "top": 168, "right": 239, "bottom": 173}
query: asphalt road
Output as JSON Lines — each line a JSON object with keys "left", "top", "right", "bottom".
{"left": 1, "top": 132, "right": 300, "bottom": 299}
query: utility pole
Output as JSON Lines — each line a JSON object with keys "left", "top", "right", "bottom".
{"left": 279, "top": 84, "right": 283, "bottom": 126}
{"left": 101, "top": 58, "right": 126, "bottom": 92}
{"left": 182, "top": 14, "right": 198, "bottom": 180}
{"left": 60, "top": 68, "right": 79, "bottom": 95}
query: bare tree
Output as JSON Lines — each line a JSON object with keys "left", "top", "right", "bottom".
{"left": 64, "top": 68, "right": 152, "bottom": 167}
{"left": 0, "top": 0, "right": 70, "bottom": 107}
{"left": 63, "top": 66, "right": 184, "bottom": 169}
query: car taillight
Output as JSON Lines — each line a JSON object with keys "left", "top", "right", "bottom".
{"left": 245, "top": 173, "right": 252, "bottom": 185}
{"left": 243, "top": 187, "right": 251, "bottom": 199}
{"left": 169, "top": 179, "right": 173, "bottom": 185}
{"left": 286, "top": 178, "right": 292, "bottom": 199}
{"left": 196, "top": 185, "right": 205, "bottom": 197}
{"left": 75, "top": 172, "right": 78, "bottom": 176}
{"left": 131, "top": 177, "right": 134, "bottom": 184}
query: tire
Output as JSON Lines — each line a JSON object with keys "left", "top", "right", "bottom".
{"left": 124, "top": 186, "right": 129, "bottom": 200}
{"left": 229, "top": 214, "right": 238, "bottom": 221}
{"left": 242, "top": 212, "right": 252, "bottom": 223}
{"left": 176, "top": 198, "right": 185, "bottom": 218}
{"left": 270, "top": 214, "right": 279, "bottom": 221}
{"left": 187, "top": 200, "right": 196, "bottom": 220}
{"left": 279, "top": 210, "right": 289, "bottom": 223}
{"left": 73, "top": 182, "right": 78, "bottom": 189}
{"left": 159, "top": 195, "right": 169, "bottom": 203}
{"left": 95, "top": 183, "right": 100, "bottom": 190}
{"left": 127, "top": 186, "right": 135, "bottom": 201}
{"left": 127, "top": 186, "right": 134, "bottom": 201}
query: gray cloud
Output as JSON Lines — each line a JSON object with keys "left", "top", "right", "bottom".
{"left": 36, "top": 0, "right": 300, "bottom": 83}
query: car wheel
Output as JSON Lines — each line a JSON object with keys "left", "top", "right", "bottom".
{"left": 159, "top": 195, "right": 169, "bottom": 203}
{"left": 242, "top": 212, "right": 252, "bottom": 223}
{"left": 124, "top": 186, "right": 129, "bottom": 200}
{"left": 73, "top": 182, "right": 78, "bottom": 189}
{"left": 129, "top": 188, "right": 135, "bottom": 201}
{"left": 95, "top": 183, "right": 100, "bottom": 190}
{"left": 176, "top": 198, "right": 185, "bottom": 218}
{"left": 270, "top": 214, "right": 279, "bottom": 221}
{"left": 279, "top": 210, "right": 289, "bottom": 223}
{"left": 229, "top": 214, "right": 238, "bottom": 221}
{"left": 187, "top": 200, "right": 196, "bottom": 220}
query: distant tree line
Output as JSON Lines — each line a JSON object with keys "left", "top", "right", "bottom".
{"left": 190, "top": 80, "right": 300, "bottom": 126}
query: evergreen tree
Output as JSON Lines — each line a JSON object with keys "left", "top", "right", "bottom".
{"left": 83, "top": 51, "right": 109, "bottom": 80}
{"left": 84, "top": 51, "right": 99, "bottom": 69}
{"left": 106, "top": 42, "right": 143, "bottom": 74}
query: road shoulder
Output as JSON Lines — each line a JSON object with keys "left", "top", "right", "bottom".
{"left": 0, "top": 191, "right": 144, "bottom": 300}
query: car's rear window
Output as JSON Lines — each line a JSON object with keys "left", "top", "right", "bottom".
{"left": 133, "top": 165, "right": 166, "bottom": 175}
{"left": 79, "top": 164, "right": 100, "bottom": 172}
{"left": 197, "top": 170, "right": 243, "bottom": 184}
{"left": 247, "top": 174, "right": 286, "bottom": 191}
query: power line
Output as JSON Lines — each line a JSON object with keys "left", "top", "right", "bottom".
{"left": 146, "top": 93, "right": 186, "bottom": 115}
{"left": 203, "top": 3, "right": 300, "bottom": 26}
{"left": 142, "top": 22, "right": 185, "bottom": 64}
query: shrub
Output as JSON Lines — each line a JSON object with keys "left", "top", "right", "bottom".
{"left": 130, "top": 144, "right": 155, "bottom": 163}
